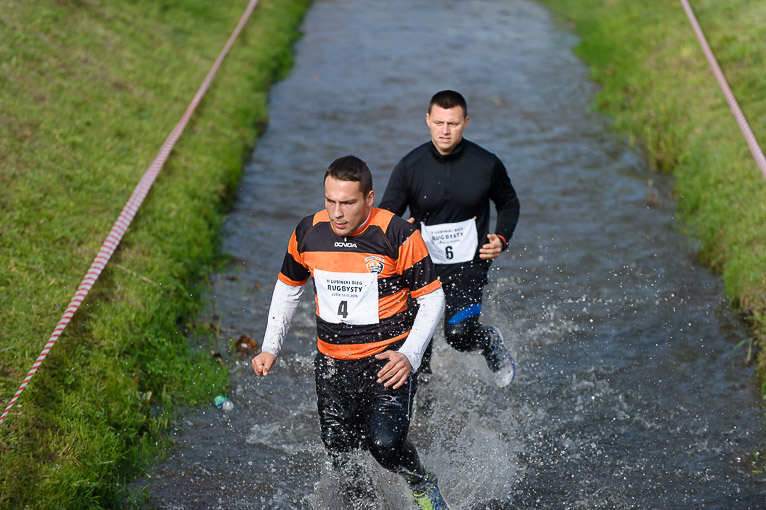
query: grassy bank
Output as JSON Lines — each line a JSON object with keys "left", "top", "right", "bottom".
{"left": 537, "top": 0, "right": 766, "bottom": 391}
{"left": 0, "top": 0, "right": 311, "bottom": 507}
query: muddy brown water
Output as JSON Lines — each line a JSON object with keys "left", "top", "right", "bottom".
{"left": 133, "top": 0, "right": 766, "bottom": 508}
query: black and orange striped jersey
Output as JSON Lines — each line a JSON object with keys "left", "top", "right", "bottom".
{"left": 278, "top": 207, "right": 442, "bottom": 360}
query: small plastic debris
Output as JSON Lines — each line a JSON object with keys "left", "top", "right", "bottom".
{"left": 214, "top": 395, "right": 234, "bottom": 412}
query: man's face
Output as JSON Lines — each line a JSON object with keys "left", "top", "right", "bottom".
{"left": 324, "top": 175, "right": 374, "bottom": 235}
{"left": 426, "top": 105, "right": 469, "bottom": 155}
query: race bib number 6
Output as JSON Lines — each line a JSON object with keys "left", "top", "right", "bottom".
{"left": 313, "top": 269, "right": 379, "bottom": 325}
{"left": 420, "top": 218, "right": 478, "bottom": 264}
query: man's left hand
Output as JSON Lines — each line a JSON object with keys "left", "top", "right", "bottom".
{"left": 375, "top": 351, "right": 412, "bottom": 389}
{"left": 479, "top": 233, "right": 503, "bottom": 260}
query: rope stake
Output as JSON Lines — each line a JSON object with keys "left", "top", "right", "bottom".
{"left": 1, "top": 0, "right": 261, "bottom": 426}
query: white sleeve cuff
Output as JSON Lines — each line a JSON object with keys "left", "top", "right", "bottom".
{"left": 398, "top": 287, "right": 445, "bottom": 371}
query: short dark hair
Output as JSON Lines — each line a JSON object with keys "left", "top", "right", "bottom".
{"left": 324, "top": 155, "right": 373, "bottom": 196}
{"left": 428, "top": 90, "right": 467, "bottom": 117}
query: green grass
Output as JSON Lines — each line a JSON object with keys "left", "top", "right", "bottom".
{"left": 0, "top": 0, "right": 311, "bottom": 507}
{"left": 537, "top": 0, "right": 766, "bottom": 393}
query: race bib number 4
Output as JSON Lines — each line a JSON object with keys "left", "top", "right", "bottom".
{"left": 313, "top": 269, "right": 379, "bottom": 325}
{"left": 420, "top": 218, "right": 478, "bottom": 264}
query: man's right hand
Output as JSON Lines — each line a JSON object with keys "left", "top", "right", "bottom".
{"left": 251, "top": 352, "right": 277, "bottom": 376}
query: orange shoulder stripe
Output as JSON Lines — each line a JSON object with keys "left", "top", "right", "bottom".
{"left": 369, "top": 207, "right": 393, "bottom": 231}
{"left": 313, "top": 210, "right": 330, "bottom": 226}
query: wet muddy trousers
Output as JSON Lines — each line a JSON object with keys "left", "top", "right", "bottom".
{"left": 314, "top": 352, "right": 428, "bottom": 487}
{"left": 420, "top": 269, "right": 492, "bottom": 374}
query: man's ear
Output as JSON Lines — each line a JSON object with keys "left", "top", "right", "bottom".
{"left": 366, "top": 190, "right": 375, "bottom": 207}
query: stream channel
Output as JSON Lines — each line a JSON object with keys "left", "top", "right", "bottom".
{"left": 136, "top": 0, "right": 766, "bottom": 508}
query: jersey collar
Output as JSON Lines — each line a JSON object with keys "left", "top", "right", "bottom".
{"left": 430, "top": 138, "right": 466, "bottom": 162}
{"left": 331, "top": 207, "right": 374, "bottom": 237}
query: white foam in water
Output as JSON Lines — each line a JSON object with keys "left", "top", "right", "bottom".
{"left": 303, "top": 327, "right": 526, "bottom": 509}
{"left": 246, "top": 422, "right": 283, "bottom": 446}
{"left": 431, "top": 413, "right": 522, "bottom": 504}
{"left": 406, "top": 334, "right": 524, "bottom": 508}
{"left": 309, "top": 454, "right": 405, "bottom": 510}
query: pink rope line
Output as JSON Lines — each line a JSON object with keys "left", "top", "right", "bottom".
{"left": 680, "top": 0, "right": 766, "bottom": 179}
{"left": 1, "top": 0, "right": 261, "bottom": 427}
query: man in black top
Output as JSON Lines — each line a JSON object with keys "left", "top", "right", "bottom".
{"left": 379, "top": 90, "right": 520, "bottom": 387}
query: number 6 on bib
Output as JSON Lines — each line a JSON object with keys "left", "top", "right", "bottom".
{"left": 421, "top": 218, "right": 478, "bottom": 264}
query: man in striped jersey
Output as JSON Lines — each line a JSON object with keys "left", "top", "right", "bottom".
{"left": 251, "top": 155, "right": 450, "bottom": 509}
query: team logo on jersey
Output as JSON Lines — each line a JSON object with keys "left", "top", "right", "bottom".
{"left": 365, "top": 256, "right": 385, "bottom": 274}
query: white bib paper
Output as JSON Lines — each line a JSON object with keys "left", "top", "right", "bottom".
{"left": 420, "top": 218, "right": 478, "bottom": 264}
{"left": 314, "top": 269, "right": 379, "bottom": 325}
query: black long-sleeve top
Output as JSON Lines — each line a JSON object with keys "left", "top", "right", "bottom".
{"left": 379, "top": 139, "right": 520, "bottom": 275}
